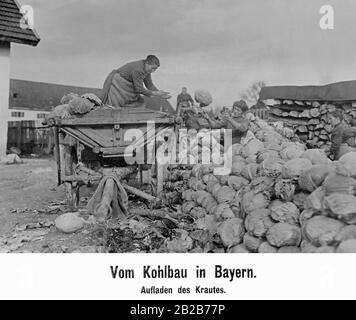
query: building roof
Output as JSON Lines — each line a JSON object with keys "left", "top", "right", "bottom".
{"left": 0, "top": 0, "right": 40, "bottom": 46}
{"left": 259, "top": 80, "right": 356, "bottom": 102}
{"left": 10, "top": 79, "right": 102, "bottom": 111}
{"left": 10, "top": 79, "right": 175, "bottom": 114}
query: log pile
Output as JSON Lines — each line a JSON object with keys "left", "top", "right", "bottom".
{"left": 265, "top": 100, "right": 356, "bottom": 154}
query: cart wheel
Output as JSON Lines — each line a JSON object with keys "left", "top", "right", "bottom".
{"left": 62, "top": 144, "right": 80, "bottom": 211}
{"left": 154, "top": 147, "right": 165, "bottom": 199}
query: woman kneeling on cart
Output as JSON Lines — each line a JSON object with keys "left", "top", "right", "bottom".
{"left": 100, "top": 55, "right": 171, "bottom": 108}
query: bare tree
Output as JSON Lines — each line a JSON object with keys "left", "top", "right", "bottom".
{"left": 240, "top": 81, "right": 266, "bottom": 106}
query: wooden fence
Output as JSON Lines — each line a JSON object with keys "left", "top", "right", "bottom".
{"left": 7, "top": 120, "right": 54, "bottom": 155}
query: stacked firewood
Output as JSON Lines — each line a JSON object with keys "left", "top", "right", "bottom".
{"left": 266, "top": 100, "right": 356, "bottom": 154}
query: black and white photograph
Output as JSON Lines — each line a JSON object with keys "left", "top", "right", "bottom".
{"left": 1, "top": 0, "right": 356, "bottom": 302}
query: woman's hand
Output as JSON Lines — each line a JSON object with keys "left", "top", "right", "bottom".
{"left": 152, "top": 90, "right": 171, "bottom": 99}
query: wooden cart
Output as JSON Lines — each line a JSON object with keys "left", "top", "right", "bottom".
{"left": 53, "top": 106, "right": 178, "bottom": 211}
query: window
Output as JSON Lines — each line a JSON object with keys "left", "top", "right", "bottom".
{"left": 11, "top": 112, "right": 25, "bottom": 118}
{"left": 37, "top": 113, "right": 47, "bottom": 119}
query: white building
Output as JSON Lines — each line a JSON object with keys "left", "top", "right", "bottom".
{"left": 0, "top": 0, "right": 40, "bottom": 156}
{"left": 8, "top": 109, "right": 48, "bottom": 121}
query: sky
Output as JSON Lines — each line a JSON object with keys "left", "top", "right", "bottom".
{"left": 10, "top": 0, "right": 356, "bottom": 108}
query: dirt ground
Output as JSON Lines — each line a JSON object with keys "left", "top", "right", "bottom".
{"left": 0, "top": 158, "right": 105, "bottom": 253}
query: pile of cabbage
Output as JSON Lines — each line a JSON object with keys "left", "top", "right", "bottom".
{"left": 178, "top": 115, "right": 356, "bottom": 253}
{"left": 43, "top": 93, "right": 103, "bottom": 124}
